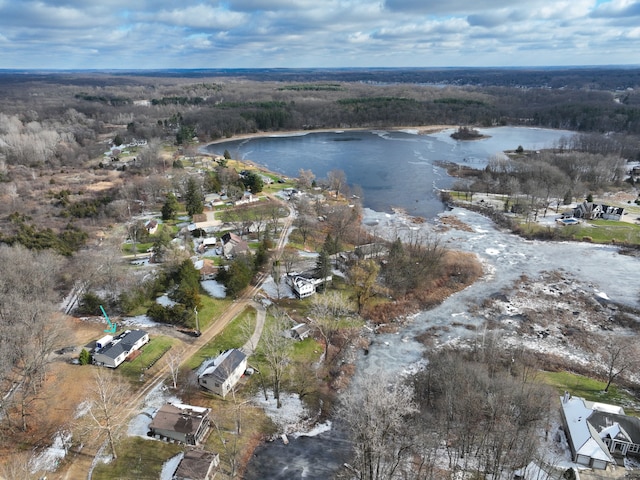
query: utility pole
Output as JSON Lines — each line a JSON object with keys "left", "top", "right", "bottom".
{"left": 194, "top": 307, "right": 200, "bottom": 336}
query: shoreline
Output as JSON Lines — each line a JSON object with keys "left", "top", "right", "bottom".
{"left": 201, "top": 124, "right": 456, "bottom": 148}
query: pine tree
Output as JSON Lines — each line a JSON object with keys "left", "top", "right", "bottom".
{"left": 185, "top": 178, "right": 203, "bottom": 216}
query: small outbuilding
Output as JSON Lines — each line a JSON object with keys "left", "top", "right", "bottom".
{"left": 291, "top": 323, "right": 311, "bottom": 341}
{"left": 149, "top": 403, "right": 211, "bottom": 445}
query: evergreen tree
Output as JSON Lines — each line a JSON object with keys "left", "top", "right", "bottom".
{"left": 185, "top": 178, "right": 204, "bottom": 216}
{"left": 79, "top": 348, "right": 91, "bottom": 365}
{"left": 161, "top": 192, "right": 180, "bottom": 220}
{"left": 315, "top": 249, "right": 331, "bottom": 284}
{"left": 243, "top": 171, "right": 264, "bottom": 193}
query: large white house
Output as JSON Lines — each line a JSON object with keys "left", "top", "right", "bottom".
{"left": 92, "top": 329, "right": 149, "bottom": 368}
{"left": 559, "top": 393, "right": 640, "bottom": 470}
{"left": 198, "top": 349, "right": 247, "bottom": 398}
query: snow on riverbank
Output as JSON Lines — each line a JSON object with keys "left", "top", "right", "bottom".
{"left": 252, "top": 391, "right": 328, "bottom": 437}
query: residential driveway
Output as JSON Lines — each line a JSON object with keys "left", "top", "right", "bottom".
{"left": 240, "top": 301, "right": 266, "bottom": 355}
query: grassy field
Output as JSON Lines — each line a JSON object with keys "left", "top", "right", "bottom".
{"left": 539, "top": 370, "right": 640, "bottom": 413}
{"left": 197, "top": 295, "right": 233, "bottom": 331}
{"left": 183, "top": 306, "right": 256, "bottom": 370}
{"left": 118, "top": 335, "right": 176, "bottom": 381}
{"left": 92, "top": 437, "right": 182, "bottom": 480}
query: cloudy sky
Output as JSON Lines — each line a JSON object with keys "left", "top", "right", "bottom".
{"left": 0, "top": 0, "right": 638, "bottom": 69}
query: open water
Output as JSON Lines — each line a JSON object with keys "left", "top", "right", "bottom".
{"left": 204, "top": 126, "right": 574, "bottom": 219}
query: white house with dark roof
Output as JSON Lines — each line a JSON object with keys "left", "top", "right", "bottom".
{"left": 198, "top": 349, "right": 247, "bottom": 398}
{"left": 558, "top": 393, "right": 638, "bottom": 470}
{"left": 92, "top": 329, "right": 149, "bottom": 368}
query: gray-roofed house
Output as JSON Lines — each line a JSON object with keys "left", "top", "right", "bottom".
{"left": 149, "top": 403, "right": 211, "bottom": 445}
{"left": 198, "top": 349, "right": 247, "bottom": 398}
{"left": 221, "top": 232, "right": 249, "bottom": 258}
{"left": 560, "top": 393, "right": 640, "bottom": 470}
{"left": 173, "top": 449, "right": 219, "bottom": 480}
{"left": 91, "top": 329, "right": 149, "bottom": 368}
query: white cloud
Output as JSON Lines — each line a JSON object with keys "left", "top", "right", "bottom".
{"left": 0, "top": 0, "right": 637, "bottom": 68}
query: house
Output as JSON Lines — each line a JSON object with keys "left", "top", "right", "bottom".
{"left": 173, "top": 449, "right": 219, "bottom": 480}
{"left": 291, "top": 323, "right": 311, "bottom": 341}
{"left": 198, "top": 349, "right": 248, "bottom": 398}
{"left": 573, "top": 201, "right": 601, "bottom": 220}
{"left": 354, "top": 243, "right": 388, "bottom": 260}
{"left": 145, "top": 220, "right": 158, "bottom": 235}
{"left": 286, "top": 273, "right": 332, "bottom": 299}
{"left": 600, "top": 204, "right": 625, "bottom": 221}
{"left": 234, "top": 191, "right": 259, "bottom": 206}
{"left": 92, "top": 330, "right": 149, "bottom": 368}
{"left": 573, "top": 201, "right": 624, "bottom": 221}
{"left": 221, "top": 232, "right": 248, "bottom": 257}
{"left": 149, "top": 403, "right": 211, "bottom": 445}
{"left": 559, "top": 393, "right": 640, "bottom": 470}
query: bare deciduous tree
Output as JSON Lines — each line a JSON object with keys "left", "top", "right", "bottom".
{"left": 336, "top": 371, "right": 418, "bottom": 480}
{"left": 258, "top": 309, "right": 293, "bottom": 408}
{"left": 82, "top": 369, "right": 131, "bottom": 461}
{"left": 308, "top": 291, "right": 352, "bottom": 364}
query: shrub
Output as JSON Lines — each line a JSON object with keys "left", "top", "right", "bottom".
{"left": 79, "top": 348, "right": 91, "bottom": 365}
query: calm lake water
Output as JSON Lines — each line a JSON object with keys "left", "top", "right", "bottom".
{"left": 204, "top": 127, "right": 574, "bottom": 219}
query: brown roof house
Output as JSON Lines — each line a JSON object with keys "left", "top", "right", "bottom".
{"left": 198, "top": 349, "right": 248, "bottom": 398}
{"left": 148, "top": 403, "right": 211, "bottom": 445}
{"left": 173, "top": 449, "right": 220, "bottom": 480}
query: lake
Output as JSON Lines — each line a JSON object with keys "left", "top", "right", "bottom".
{"left": 204, "top": 126, "right": 575, "bottom": 219}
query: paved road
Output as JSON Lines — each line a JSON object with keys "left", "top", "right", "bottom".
{"left": 61, "top": 197, "right": 294, "bottom": 480}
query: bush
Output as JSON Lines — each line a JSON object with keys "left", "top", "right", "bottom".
{"left": 79, "top": 348, "right": 91, "bottom": 365}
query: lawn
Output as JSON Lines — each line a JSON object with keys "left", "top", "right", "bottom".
{"left": 197, "top": 295, "right": 233, "bottom": 331}
{"left": 539, "top": 370, "right": 640, "bottom": 413}
{"left": 118, "top": 335, "right": 176, "bottom": 381}
{"left": 183, "top": 306, "right": 256, "bottom": 370}
{"left": 92, "top": 436, "right": 182, "bottom": 480}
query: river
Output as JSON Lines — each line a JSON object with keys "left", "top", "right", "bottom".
{"left": 212, "top": 128, "right": 640, "bottom": 479}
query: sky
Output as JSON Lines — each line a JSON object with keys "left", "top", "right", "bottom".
{"left": 0, "top": 0, "right": 639, "bottom": 69}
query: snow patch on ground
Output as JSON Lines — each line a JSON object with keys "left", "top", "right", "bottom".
{"left": 120, "top": 314, "right": 161, "bottom": 328}
{"left": 160, "top": 453, "right": 184, "bottom": 480}
{"left": 30, "top": 431, "right": 72, "bottom": 473}
{"left": 156, "top": 294, "right": 176, "bottom": 307}
{"left": 201, "top": 279, "right": 226, "bottom": 298}
{"left": 252, "top": 391, "right": 316, "bottom": 435}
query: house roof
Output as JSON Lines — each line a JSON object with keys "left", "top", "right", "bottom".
{"left": 200, "top": 349, "right": 247, "bottom": 384}
{"left": 174, "top": 449, "right": 218, "bottom": 479}
{"left": 149, "top": 403, "right": 210, "bottom": 436}
{"left": 561, "top": 395, "right": 616, "bottom": 464}
{"left": 589, "top": 410, "right": 640, "bottom": 445}
{"left": 291, "top": 323, "right": 311, "bottom": 338}
{"left": 95, "top": 330, "right": 147, "bottom": 360}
